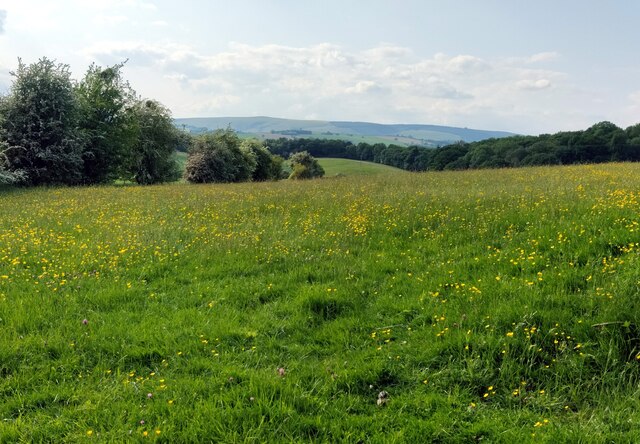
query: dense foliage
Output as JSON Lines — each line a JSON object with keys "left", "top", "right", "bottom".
{"left": 76, "top": 62, "right": 136, "bottom": 184}
{"left": 184, "top": 129, "right": 253, "bottom": 183}
{"left": 184, "top": 129, "right": 283, "bottom": 184}
{"left": 126, "top": 100, "right": 181, "bottom": 185}
{"left": 241, "top": 139, "right": 287, "bottom": 181}
{"left": 1, "top": 58, "right": 84, "bottom": 185}
{"left": 0, "top": 57, "right": 185, "bottom": 186}
{"left": 265, "top": 121, "right": 640, "bottom": 172}
{"left": 288, "top": 150, "right": 325, "bottom": 179}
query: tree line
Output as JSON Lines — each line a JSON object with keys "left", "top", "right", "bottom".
{"left": 264, "top": 121, "right": 640, "bottom": 172}
{"left": 0, "top": 57, "right": 323, "bottom": 186}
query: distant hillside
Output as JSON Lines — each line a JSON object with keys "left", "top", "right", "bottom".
{"left": 174, "top": 116, "right": 516, "bottom": 147}
{"left": 317, "top": 158, "right": 405, "bottom": 176}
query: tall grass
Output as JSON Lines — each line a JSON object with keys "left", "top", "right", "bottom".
{"left": 1, "top": 163, "right": 640, "bottom": 441}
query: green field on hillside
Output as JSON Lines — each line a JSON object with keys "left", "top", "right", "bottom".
{"left": 318, "top": 158, "right": 404, "bottom": 176}
{"left": 242, "top": 132, "right": 417, "bottom": 147}
{"left": 2, "top": 164, "right": 640, "bottom": 441}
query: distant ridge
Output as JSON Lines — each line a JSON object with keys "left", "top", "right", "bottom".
{"left": 174, "top": 116, "right": 516, "bottom": 147}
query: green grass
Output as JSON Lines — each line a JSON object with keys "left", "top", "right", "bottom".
{"left": 175, "top": 150, "right": 187, "bottom": 170}
{"left": 2, "top": 164, "right": 640, "bottom": 441}
{"left": 318, "top": 158, "right": 404, "bottom": 176}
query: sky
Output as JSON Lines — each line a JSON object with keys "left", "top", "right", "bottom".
{"left": 0, "top": 1, "right": 639, "bottom": 134}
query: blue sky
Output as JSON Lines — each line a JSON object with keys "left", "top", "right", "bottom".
{"left": 0, "top": 0, "right": 639, "bottom": 134}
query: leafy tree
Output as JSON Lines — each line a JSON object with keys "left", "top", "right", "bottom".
{"left": 466, "top": 144, "right": 495, "bottom": 168}
{"left": 0, "top": 97, "right": 21, "bottom": 184}
{"left": 241, "top": 139, "right": 283, "bottom": 181}
{"left": 76, "top": 62, "right": 136, "bottom": 184}
{"left": 1, "top": 58, "right": 83, "bottom": 185}
{"left": 371, "top": 143, "right": 387, "bottom": 163}
{"left": 126, "top": 99, "right": 180, "bottom": 184}
{"left": 443, "top": 156, "right": 469, "bottom": 170}
{"left": 174, "top": 129, "right": 194, "bottom": 153}
{"left": 269, "top": 154, "right": 287, "bottom": 179}
{"left": 184, "top": 129, "right": 256, "bottom": 183}
{"left": 0, "top": 116, "right": 24, "bottom": 185}
{"left": 575, "top": 121, "right": 619, "bottom": 162}
{"left": 0, "top": 143, "right": 25, "bottom": 184}
{"left": 236, "top": 141, "right": 257, "bottom": 183}
{"left": 429, "top": 143, "right": 469, "bottom": 170}
{"left": 521, "top": 152, "right": 560, "bottom": 166}
{"left": 403, "top": 147, "right": 421, "bottom": 171}
{"left": 288, "top": 151, "right": 324, "bottom": 179}
{"left": 627, "top": 124, "right": 640, "bottom": 145}
{"left": 412, "top": 149, "right": 432, "bottom": 171}
{"left": 356, "top": 142, "right": 374, "bottom": 161}
{"left": 380, "top": 144, "right": 408, "bottom": 168}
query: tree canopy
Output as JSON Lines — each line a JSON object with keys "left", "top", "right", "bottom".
{"left": 76, "top": 62, "right": 136, "bottom": 184}
{"left": 1, "top": 58, "right": 83, "bottom": 185}
{"left": 0, "top": 57, "right": 183, "bottom": 186}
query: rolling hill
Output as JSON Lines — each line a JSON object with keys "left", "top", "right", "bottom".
{"left": 174, "top": 116, "right": 516, "bottom": 147}
{"left": 317, "top": 158, "right": 405, "bottom": 176}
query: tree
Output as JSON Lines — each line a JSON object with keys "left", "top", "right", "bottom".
{"left": 428, "top": 143, "right": 469, "bottom": 170}
{"left": 0, "top": 143, "right": 25, "bottom": 184}
{"left": 174, "top": 129, "right": 194, "bottom": 153}
{"left": 288, "top": 151, "right": 324, "bottom": 179}
{"left": 184, "top": 129, "right": 257, "bottom": 183}
{"left": 126, "top": 99, "right": 180, "bottom": 184}
{"left": 269, "top": 155, "right": 287, "bottom": 179}
{"left": 0, "top": 97, "right": 21, "bottom": 184}
{"left": 403, "top": 147, "right": 421, "bottom": 171}
{"left": 241, "top": 139, "right": 283, "bottom": 181}
{"left": 76, "top": 62, "right": 137, "bottom": 184}
{"left": 1, "top": 58, "right": 83, "bottom": 185}
{"left": 627, "top": 123, "right": 640, "bottom": 144}
{"left": 576, "top": 121, "right": 621, "bottom": 162}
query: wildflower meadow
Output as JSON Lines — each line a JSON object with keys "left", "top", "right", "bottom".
{"left": 2, "top": 162, "right": 640, "bottom": 441}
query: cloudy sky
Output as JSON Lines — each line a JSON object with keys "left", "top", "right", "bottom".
{"left": 0, "top": 1, "right": 639, "bottom": 134}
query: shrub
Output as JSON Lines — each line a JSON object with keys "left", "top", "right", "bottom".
{"left": 288, "top": 151, "right": 324, "bottom": 180}
{"left": 184, "top": 129, "right": 257, "bottom": 183}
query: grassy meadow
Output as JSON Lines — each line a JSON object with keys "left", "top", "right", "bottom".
{"left": 2, "top": 162, "right": 640, "bottom": 441}
{"left": 318, "top": 158, "right": 404, "bottom": 176}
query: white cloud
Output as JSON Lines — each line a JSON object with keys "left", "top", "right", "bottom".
{"left": 0, "top": 9, "right": 6, "bottom": 34}
{"left": 83, "top": 41, "right": 579, "bottom": 132}
{"left": 527, "top": 52, "right": 560, "bottom": 63}
{"left": 363, "top": 45, "right": 413, "bottom": 61}
{"left": 74, "top": 0, "right": 156, "bottom": 11}
{"left": 441, "top": 54, "right": 489, "bottom": 74}
{"left": 94, "top": 15, "right": 130, "bottom": 26}
{"left": 517, "top": 78, "right": 552, "bottom": 90}
{"left": 345, "top": 80, "right": 387, "bottom": 95}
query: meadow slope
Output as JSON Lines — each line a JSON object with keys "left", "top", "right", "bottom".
{"left": 317, "top": 158, "right": 404, "bottom": 176}
{"left": 2, "top": 164, "right": 640, "bottom": 442}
